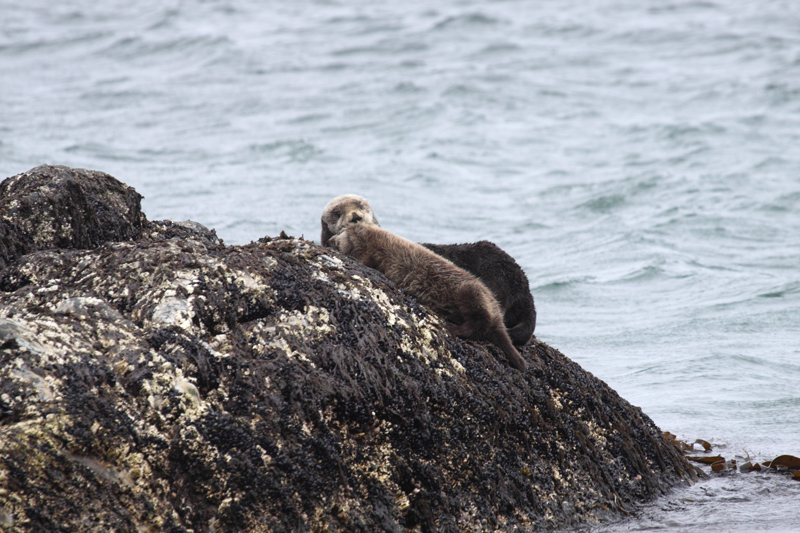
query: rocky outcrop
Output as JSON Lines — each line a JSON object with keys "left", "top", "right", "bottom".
{"left": 0, "top": 165, "right": 147, "bottom": 271}
{"left": 0, "top": 166, "right": 696, "bottom": 532}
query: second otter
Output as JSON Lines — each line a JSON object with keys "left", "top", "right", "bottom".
{"left": 328, "top": 222, "right": 527, "bottom": 371}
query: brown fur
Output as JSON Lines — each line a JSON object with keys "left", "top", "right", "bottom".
{"left": 422, "top": 241, "right": 536, "bottom": 345}
{"left": 321, "top": 194, "right": 537, "bottom": 346}
{"left": 328, "top": 223, "right": 527, "bottom": 371}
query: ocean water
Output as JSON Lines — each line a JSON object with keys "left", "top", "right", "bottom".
{"left": 2, "top": 0, "right": 799, "bottom": 530}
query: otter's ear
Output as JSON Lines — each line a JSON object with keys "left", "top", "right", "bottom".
{"left": 321, "top": 219, "right": 334, "bottom": 246}
{"left": 372, "top": 214, "right": 380, "bottom": 227}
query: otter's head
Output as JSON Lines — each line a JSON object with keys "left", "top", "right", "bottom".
{"left": 320, "top": 194, "right": 379, "bottom": 246}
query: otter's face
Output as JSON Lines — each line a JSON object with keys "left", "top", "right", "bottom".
{"left": 320, "top": 194, "right": 379, "bottom": 246}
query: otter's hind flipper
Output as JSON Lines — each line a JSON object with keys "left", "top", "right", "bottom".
{"left": 506, "top": 302, "right": 536, "bottom": 346}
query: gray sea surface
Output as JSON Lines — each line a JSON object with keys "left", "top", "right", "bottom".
{"left": 2, "top": 0, "right": 799, "bottom": 530}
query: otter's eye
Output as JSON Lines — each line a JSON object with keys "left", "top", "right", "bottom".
{"left": 332, "top": 210, "right": 341, "bottom": 218}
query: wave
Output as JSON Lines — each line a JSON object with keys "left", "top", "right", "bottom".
{"left": 432, "top": 13, "right": 504, "bottom": 31}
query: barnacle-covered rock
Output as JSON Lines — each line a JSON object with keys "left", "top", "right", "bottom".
{"left": 0, "top": 166, "right": 696, "bottom": 532}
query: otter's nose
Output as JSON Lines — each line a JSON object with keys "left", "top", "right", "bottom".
{"left": 351, "top": 213, "right": 362, "bottom": 223}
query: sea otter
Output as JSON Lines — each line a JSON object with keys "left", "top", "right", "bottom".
{"left": 320, "top": 194, "right": 536, "bottom": 345}
{"left": 327, "top": 222, "right": 527, "bottom": 371}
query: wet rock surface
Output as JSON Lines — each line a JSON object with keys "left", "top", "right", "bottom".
{"left": 0, "top": 166, "right": 696, "bottom": 532}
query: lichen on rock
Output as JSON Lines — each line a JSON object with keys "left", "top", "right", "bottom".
{"left": 0, "top": 165, "right": 696, "bottom": 532}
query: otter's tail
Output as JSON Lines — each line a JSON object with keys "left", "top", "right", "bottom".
{"left": 491, "top": 328, "right": 527, "bottom": 372}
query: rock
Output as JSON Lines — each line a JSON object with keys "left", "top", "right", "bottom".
{"left": 0, "top": 164, "right": 148, "bottom": 270}
{"left": 0, "top": 166, "right": 696, "bottom": 532}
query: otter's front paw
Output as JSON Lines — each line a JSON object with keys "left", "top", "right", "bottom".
{"left": 327, "top": 233, "right": 344, "bottom": 251}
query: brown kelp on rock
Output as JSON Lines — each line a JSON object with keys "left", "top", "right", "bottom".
{"left": 0, "top": 165, "right": 696, "bottom": 532}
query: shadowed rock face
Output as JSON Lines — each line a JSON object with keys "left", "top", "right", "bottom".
{"left": 0, "top": 166, "right": 696, "bottom": 532}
